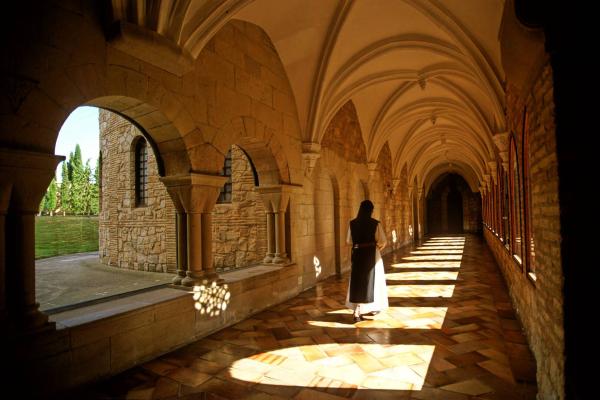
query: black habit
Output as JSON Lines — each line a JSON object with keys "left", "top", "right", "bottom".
{"left": 348, "top": 217, "right": 379, "bottom": 303}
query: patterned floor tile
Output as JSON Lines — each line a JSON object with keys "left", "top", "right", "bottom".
{"left": 76, "top": 235, "right": 537, "bottom": 399}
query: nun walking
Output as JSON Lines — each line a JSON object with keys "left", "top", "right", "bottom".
{"left": 345, "top": 200, "right": 389, "bottom": 323}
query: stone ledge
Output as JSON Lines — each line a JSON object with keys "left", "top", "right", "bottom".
{"left": 25, "top": 263, "right": 302, "bottom": 396}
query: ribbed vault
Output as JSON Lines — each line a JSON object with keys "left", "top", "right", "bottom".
{"left": 109, "top": 0, "right": 506, "bottom": 192}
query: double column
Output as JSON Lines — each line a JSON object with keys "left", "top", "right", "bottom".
{"left": 0, "top": 148, "right": 64, "bottom": 332}
{"left": 257, "top": 185, "right": 297, "bottom": 264}
{"left": 161, "top": 173, "right": 227, "bottom": 286}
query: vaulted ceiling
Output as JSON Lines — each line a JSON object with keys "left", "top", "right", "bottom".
{"left": 109, "top": 0, "right": 506, "bottom": 192}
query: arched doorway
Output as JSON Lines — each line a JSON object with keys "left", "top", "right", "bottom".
{"left": 447, "top": 187, "right": 463, "bottom": 233}
{"left": 426, "top": 173, "right": 474, "bottom": 234}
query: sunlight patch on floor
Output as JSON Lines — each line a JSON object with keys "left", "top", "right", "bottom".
{"left": 309, "top": 307, "right": 448, "bottom": 329}
{"left": 385, "top": 271, "right": 459, "bottom": 281}
{"left": 401, "top": 254, "right": 463, "bottom": 261}
{"left": 391, "top": 261, "right": 461, "bottom": 269}
{"left": 387, "top": 284, "right": 455, "bottom": 298}
{"left": 229, "top": 343, "right": 435, "bottom": 390}
{"left": 410, "top": 249, "right": 464, "bottom": 255}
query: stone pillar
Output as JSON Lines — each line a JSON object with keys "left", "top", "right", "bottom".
{"left": 161, "top": 173, "right": 227, "bottom": 286}
{"left": 257, "top": 185, "right": 299, "bottom": 264}
{"left": 263, "top": 211, "right": 275, "bottom": 263}
{"left": 173, "top": 212, "right": 187, "bottom": 285}
{"left": 273, "top": 201, "right": 289, "bottom": 263}
{"left": 163, "top": 187, "right": 188, "bottom": 286}
{"left": 0, "top": 148, "right": 64, "bottom": 332}
{"left": 418, "top": 188, "right": 425, "bottom": 240}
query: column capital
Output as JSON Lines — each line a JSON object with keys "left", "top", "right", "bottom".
{"left": 256, "top": 184, "right": 301, "bottom": 212}
{"left": 160, "top": 173, "right": 228, "bottom": 213}
{"left": 487, "top": 161, "right": 498, "bottom": 184}
{"left": 367, "top": 162, "right": 378, "bottom": 179}
{"left": 0, "top": 148, "right": 64, "bottom": 213}
{"left": 301, "top": 142, "right": 321, "bottom": 178}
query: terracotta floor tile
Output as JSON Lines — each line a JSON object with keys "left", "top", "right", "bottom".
{"left": 166, "top": 368, "right": 212, "bottom": 387}
{"left": 441, "top": 378, "right": 494, "bottom": 395}
{"left": 77, "top": 235, "right": 537, "bottom": 399}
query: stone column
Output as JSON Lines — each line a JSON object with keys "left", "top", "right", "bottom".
{"left": 163, "top": 188, "right": 188, "bottom": 286}
{"left": 272, "top": 196, "right": 290, "bottom": 264}
{"left": 263, "top": 210, "right": 275, "bottom": 263}
{"left": 257, "top": 185, "right": 299, "bottom": 264}
{"left": 174, "top": 211, "right": 187, "bottom": 285}
{"left": 0, "top": 148, "right": 64, "bottom": 332}
{"left": 161, "top": 173, "right": 227, "bottom": 286}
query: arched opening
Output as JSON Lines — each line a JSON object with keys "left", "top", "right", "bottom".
{"left": 36, "top": 107, "right": 175, "bottom": 313}
{"left": 447, "top": 187, "right": 463, "bottom": 233}
{"left": 426, "top": 173, "right": 481, "bottom": 234}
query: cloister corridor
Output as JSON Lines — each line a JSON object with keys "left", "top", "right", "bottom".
{"left": 71, "top": 235, "right": 536, "bottom": 400}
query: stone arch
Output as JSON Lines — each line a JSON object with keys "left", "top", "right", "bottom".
{"left": 320, "top": 101, "right": 368, "bottom": 164}
{"left": 187, "top": 19, "right": 303, "bottom": 183}
{"left": 212, "top": 116, "right": 292, "bottom": 185}
{"left": 87, "top": 96, "right": 191, "bottom": 177}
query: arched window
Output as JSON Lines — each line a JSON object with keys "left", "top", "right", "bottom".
{"left": 502, "top": 166, "right": 510, "bottom": 248}
{"left": 509, "top": 135, "right": 524, "bottom": 264}
{"left": 135, "top": 138, "right": 148, "bottom": 206}
{"left": 523, "top": 108, "right": 536, "bottom": 280}
{"left": 217, "top": 149, "right": 232, "bottom": 203}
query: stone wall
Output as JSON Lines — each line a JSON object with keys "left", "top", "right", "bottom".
{"left": 212, "top": 145, "right": 267, "bottom": 270}
{"left": 321, "top": 101, "right": 368, "bottom": 164}
{"left": 99, "top": 110, "right": 177, "bottom": 273}
{"left": 485, "top": 62, "right": 563, "bottom": 399}
{"left": 99, "top": 114, "right": 267, "bottom": 273}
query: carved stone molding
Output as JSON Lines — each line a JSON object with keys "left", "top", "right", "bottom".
{"left": 301, "top": 142, "right": 321, "bottom": 178}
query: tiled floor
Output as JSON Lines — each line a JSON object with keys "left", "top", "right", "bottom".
{"left": 73, "top": 235, "right": 537, "bottom": 399}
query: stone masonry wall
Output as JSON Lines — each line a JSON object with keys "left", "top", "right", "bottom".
{"left": 100, "top": 113, "right": 266, "bottom": 273}
{"left": 486, "top": 62, "right": 563, "bottom": 399}
{"left": 212, "top": 145, "right": 267, "bottom": 270}
{"left": 99, "top": 110, "right": 177, "bottom": 272}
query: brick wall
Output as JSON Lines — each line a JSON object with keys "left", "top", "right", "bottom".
{"left": 485, "top": 62, "right": 563, "bottom": 399}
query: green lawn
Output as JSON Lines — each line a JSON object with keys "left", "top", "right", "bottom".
{"left": 35, "top": 216, "right": 99, "bottom": 259}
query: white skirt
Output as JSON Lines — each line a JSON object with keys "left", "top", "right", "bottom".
{"left": 345, "top": 248, "right": 389, "bottom": 313}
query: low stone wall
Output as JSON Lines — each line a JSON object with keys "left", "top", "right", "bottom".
{"left": 17, "top": 264, "right": 302, "bottom": 396}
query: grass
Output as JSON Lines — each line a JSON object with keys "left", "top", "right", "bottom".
{"left": 35, "top": 216, "right": 99, "bottom": 259}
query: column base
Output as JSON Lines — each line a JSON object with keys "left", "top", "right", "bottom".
{"left": 272, "top": 254, "right": 289, "bottom": 264}
{"left": 181, "top": 271, "right": 222, "bottom": 287}
{"left": 11, "top": 304, "right": 54, "bottom": 334}
{"left": 263, "top": 254, "right": 274, "bottom": 263}
{"left": 172, "top": 270, "right": 187, "bottom": 285}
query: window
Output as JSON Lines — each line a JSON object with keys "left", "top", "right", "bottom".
{"left": 502, "top": 166, "right": 510, "bottom": 248}
{"left": 509, "top": 136, "right": 523, "bottom": 264}
{"left": 522, "top": 108, "right": 536, "bottom": 279}
{"left": 135, "top": 138, "right": 148, "bottom": 206}
{"left": 217, "top": 149, "right": 232, "bottom": 203}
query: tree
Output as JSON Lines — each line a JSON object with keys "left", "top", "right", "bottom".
{"left": 59, "top": 161, "right": 71, "bottom": 215}
{"left": 41, "top": 144, "right": 100, "bottom": 216}
{"left": 40, "top": 178, "right": 58, "bottom": 215}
